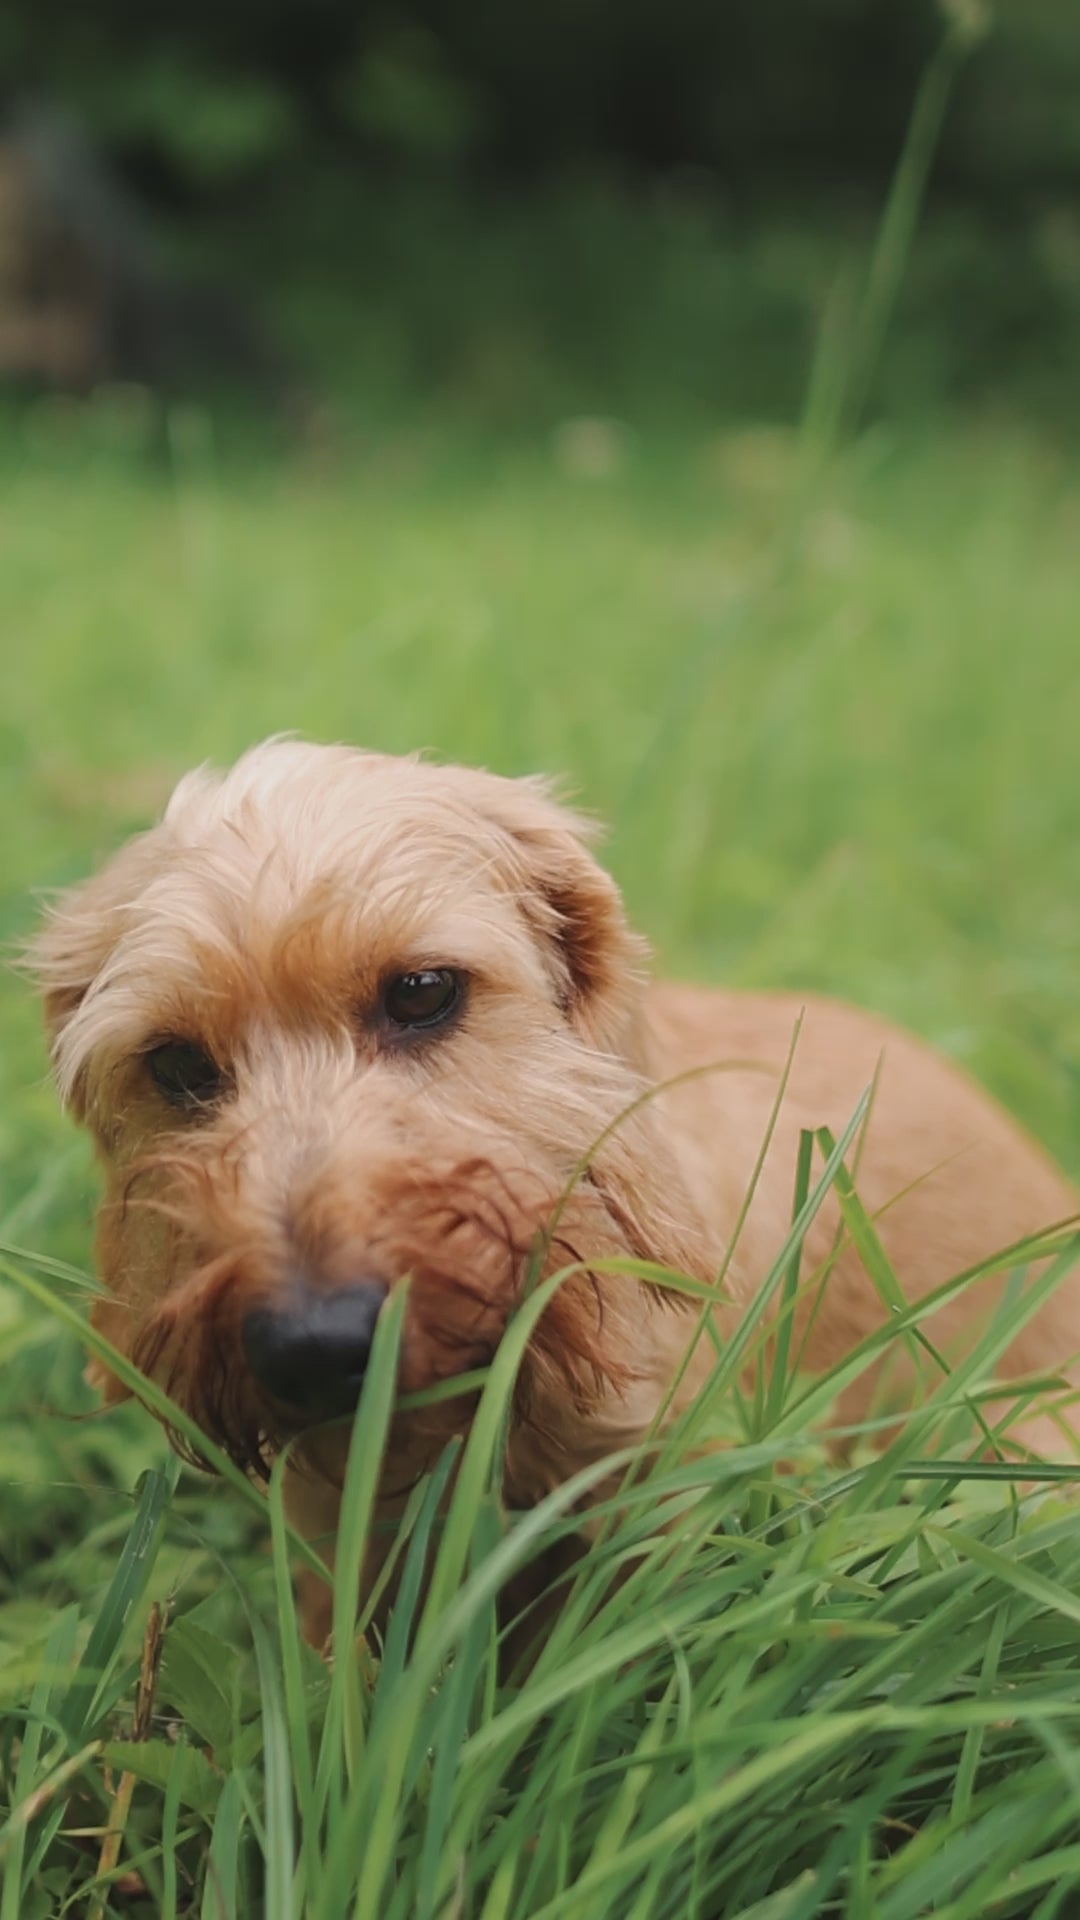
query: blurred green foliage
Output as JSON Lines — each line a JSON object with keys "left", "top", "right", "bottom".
{"left": 2, "top": 0, "right": 1079, "bottom": 200}
{"left": 1, "top": 2, "right": 1078, "bottom": 429}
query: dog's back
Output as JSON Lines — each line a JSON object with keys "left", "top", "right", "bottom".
{"left": 644, "top": 982, "right": 1080, "bottom": 1443}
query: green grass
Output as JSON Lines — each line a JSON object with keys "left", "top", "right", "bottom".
{"left": 7, "top": 29, "right": 1080, "bottom": 1894}
{"left": 6, "top": 41, "right": 1076, "bottom": 1889}
{"left": 3, "top": 400, "right": 1080, "bottom": 1916}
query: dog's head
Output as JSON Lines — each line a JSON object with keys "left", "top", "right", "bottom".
{"left": 32, "top": 742, "right": 705, "bottom": 1488}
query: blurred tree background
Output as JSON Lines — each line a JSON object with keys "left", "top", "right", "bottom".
{"left": 2, "top": 0, "right": 1080, "bottom": 429}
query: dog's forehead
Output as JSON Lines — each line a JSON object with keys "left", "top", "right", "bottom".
{"left": 162, "top": 747, "right": 516, "bottom": 897}
{"left": 45, "top": 743, "right": 583, "bottom": 1106}
{"left": 94, "top": 747, "right": 554, "bottom": 1030}
{"left": 131, "top": 748, "right": 543, "bottom": 951}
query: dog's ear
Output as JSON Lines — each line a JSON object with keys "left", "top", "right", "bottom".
{"left": 27, "top": 839, "right": 153, "bottom": 1118}
{"left": 474, "top": 772, "right": 648, "bottom": 1052}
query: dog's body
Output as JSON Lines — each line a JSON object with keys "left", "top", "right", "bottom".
{"left": 32, "top": 741, "right": 1080, "bottom": 1641}
{"left": 650, "top": 984, "right": 1077, "bottom": 1378}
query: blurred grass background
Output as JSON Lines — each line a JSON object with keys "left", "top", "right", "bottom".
{"left": 4, "top": 0, "right": 1080, "bottom": 1911}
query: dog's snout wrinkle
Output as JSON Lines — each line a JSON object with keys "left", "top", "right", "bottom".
{"left": 242, "top": 1278, "right": 387, "bottom": 1418}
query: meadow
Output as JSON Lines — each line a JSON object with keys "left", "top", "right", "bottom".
{"left": 2, "top": 387, "right": 1080, "bottom": 1916}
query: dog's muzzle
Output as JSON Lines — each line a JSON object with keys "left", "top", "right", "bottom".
{"left": 242, "top": 1279, "right": 387, "bottom": 1419}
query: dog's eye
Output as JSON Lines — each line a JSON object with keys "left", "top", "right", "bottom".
{"left": 145, "top": 1040, "right": 225, "bottom": 1110}
{"left": 383, "top": 969, "right": 462, "bottom": 1031}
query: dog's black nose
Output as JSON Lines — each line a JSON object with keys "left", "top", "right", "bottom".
{"left": 242, "top": 1281, "right": 387, "bottom": 1418}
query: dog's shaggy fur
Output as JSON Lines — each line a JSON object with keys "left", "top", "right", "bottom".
{"left": 32, "top": 740, "right": 1080, "bottom": 1636}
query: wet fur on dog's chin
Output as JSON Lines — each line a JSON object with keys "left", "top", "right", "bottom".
{"left": 119, "top": 1140, "right": 705, "bottom": 1486}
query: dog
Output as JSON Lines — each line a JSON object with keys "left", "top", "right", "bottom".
{"left": 31, "top": 739, "right": 1080, "bottom": 1641}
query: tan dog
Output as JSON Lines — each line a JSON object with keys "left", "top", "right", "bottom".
{"left": 31, "top": 740, "right": 1080, "bottom": 1637}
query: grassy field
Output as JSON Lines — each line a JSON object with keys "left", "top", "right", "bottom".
{"left": 3, "top": 396, "right": 1080, "bottom": 1916}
